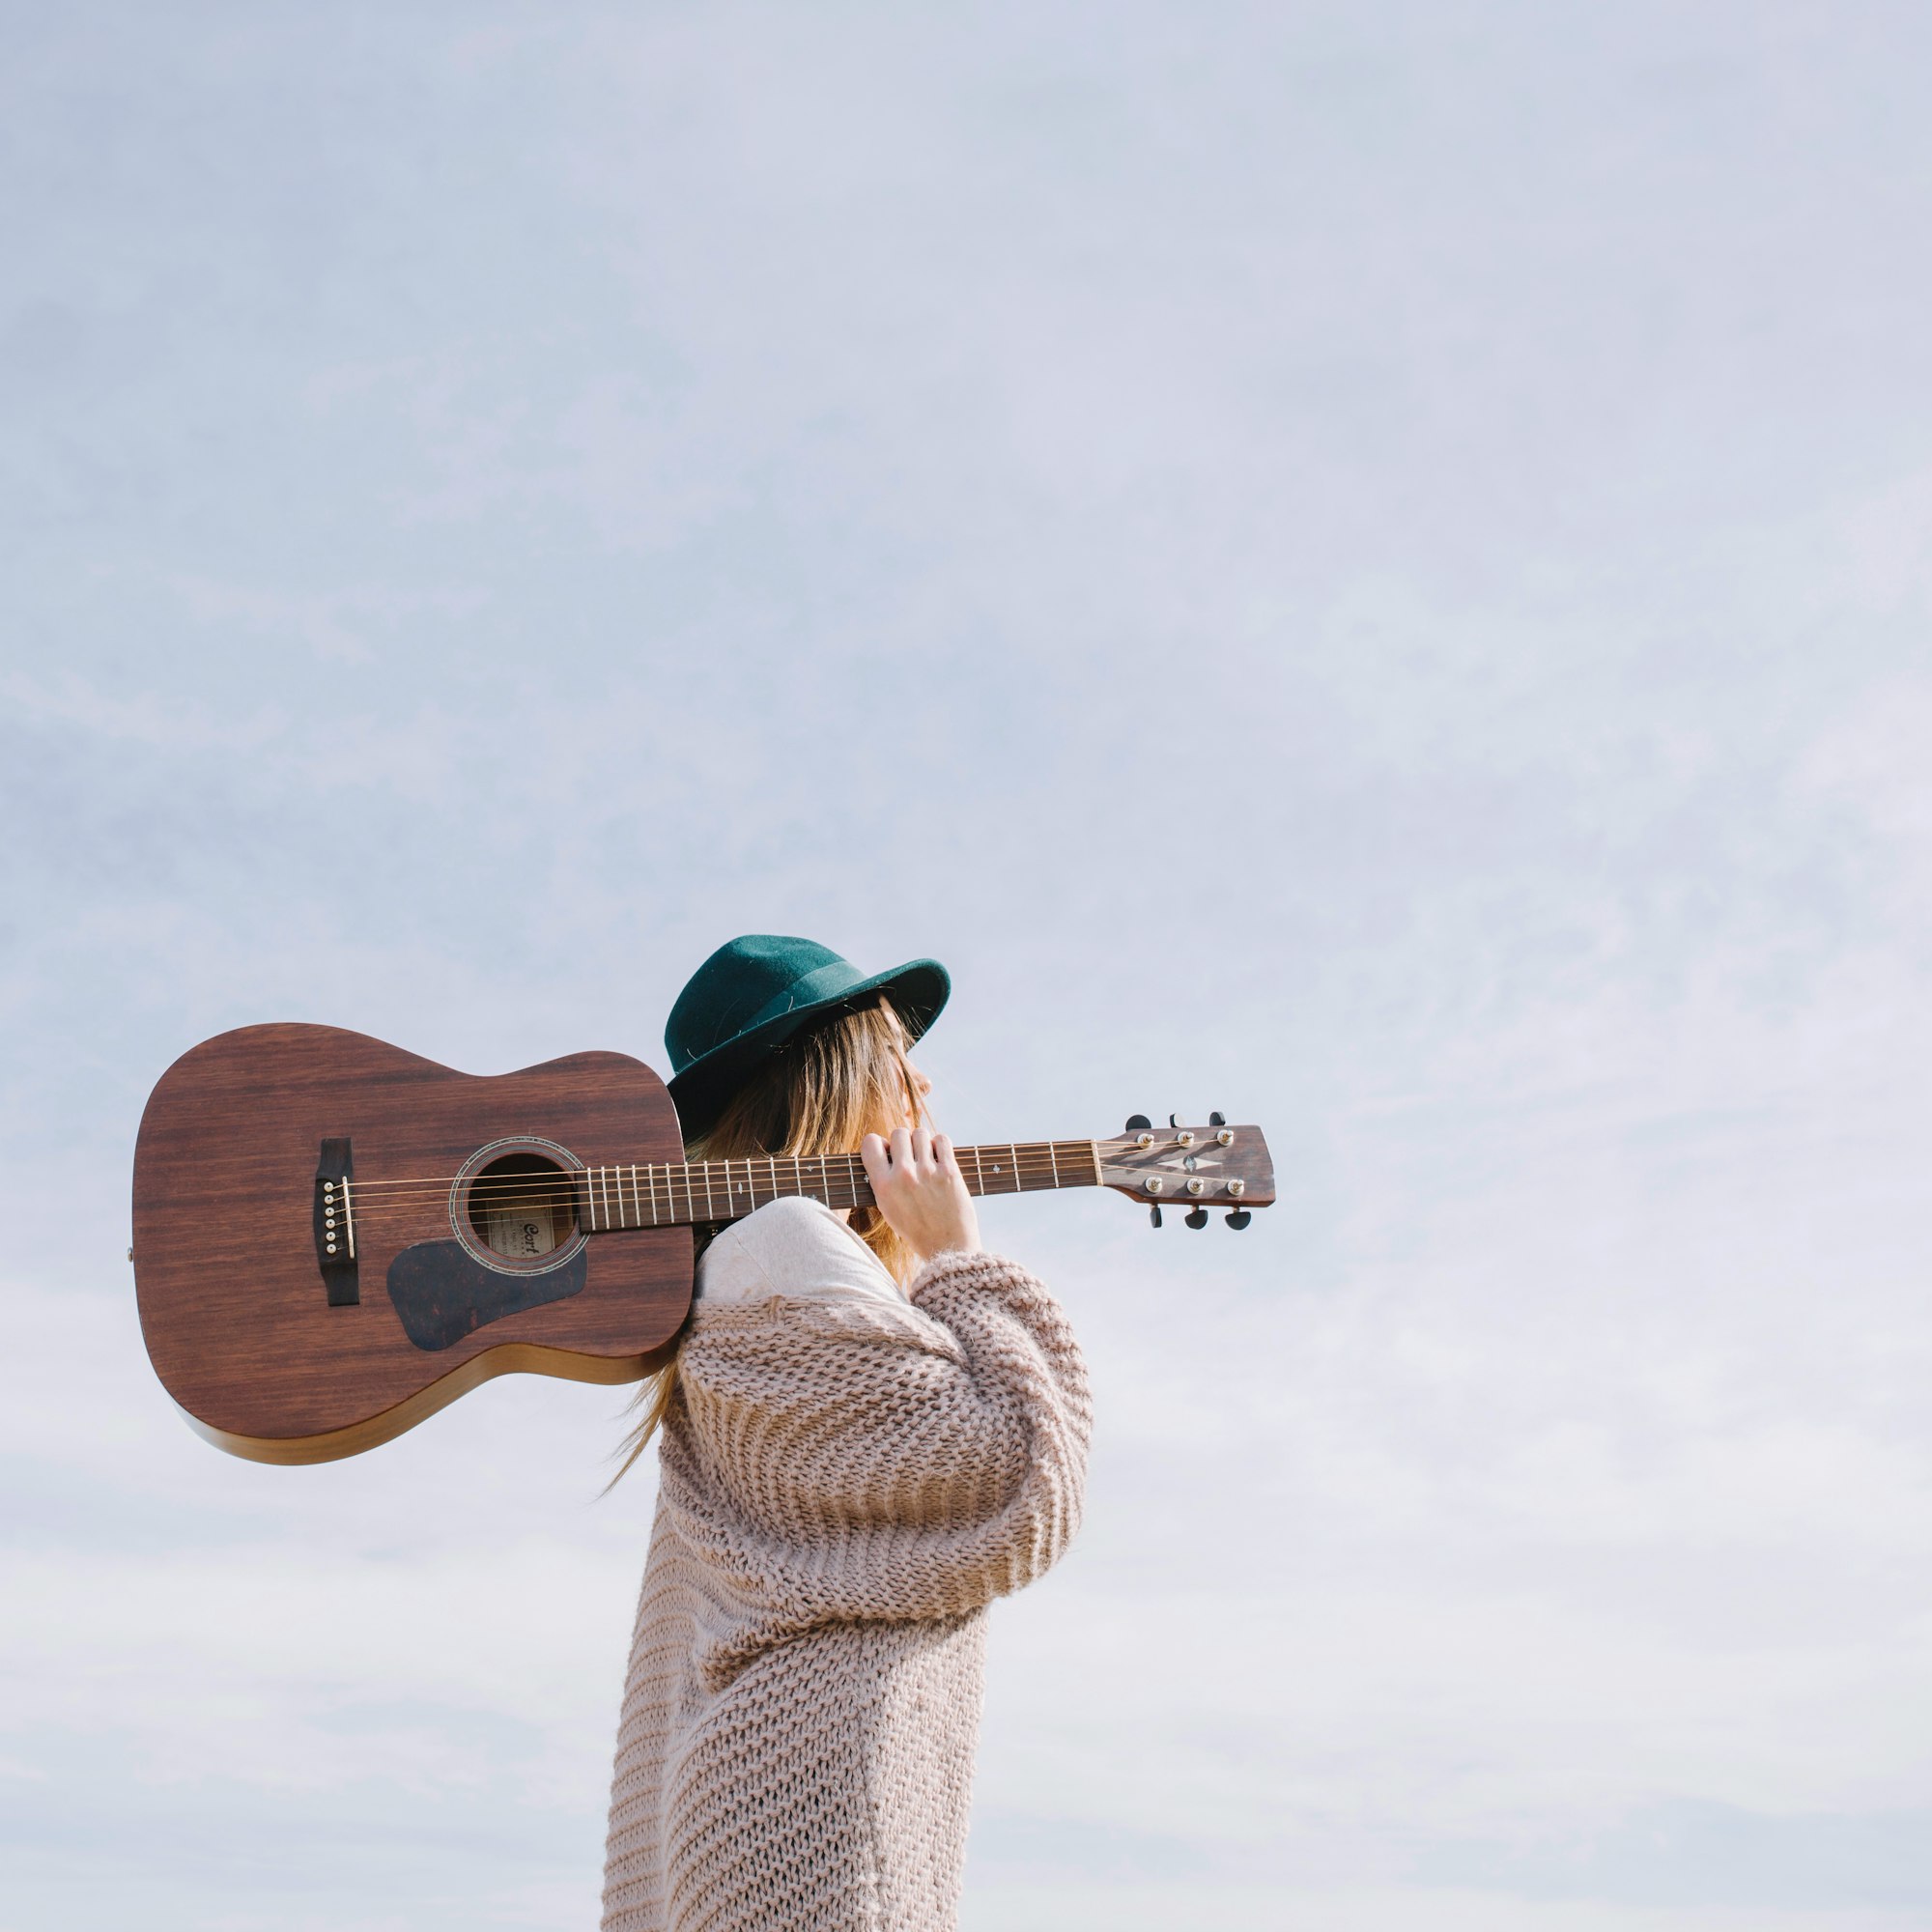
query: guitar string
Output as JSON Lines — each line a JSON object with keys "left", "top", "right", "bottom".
{"left": 336, "top": 1173, "right": 1091, "bottom": 1218}
{"left": 316, "top": 1162, "right": 1190, "bottom": 1225}
{"left": 339, "top": 1161, "right": 1079, "bottom": 1208}
{"left": 336, "top": 1144, "right": 1090, "bottom": 1190}
{"left": 322, "top": 1142, "right": 1119, "bottom": 1198}
{"left": 316, "top": 1149, "right": 1232, "bottom": 1234}
{"left": 317, "top": 1150, "right": 1116, "bottom": 1222}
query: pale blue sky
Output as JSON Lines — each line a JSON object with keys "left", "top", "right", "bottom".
{"left": 6, "top": 5, "right": 1932, "bottom": 1928}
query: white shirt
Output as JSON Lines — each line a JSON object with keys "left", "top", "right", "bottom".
{"left": 695, "top": 1195, "right": 909, "bottom": 1315}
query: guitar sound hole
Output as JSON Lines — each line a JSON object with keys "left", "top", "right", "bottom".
{"left": 467, "top": 1151, "right": 578, "bottom": 1262}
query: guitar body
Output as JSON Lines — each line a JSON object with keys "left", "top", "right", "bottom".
{"left": 132, "top": 1025, "right": 692, "bottom": 1465}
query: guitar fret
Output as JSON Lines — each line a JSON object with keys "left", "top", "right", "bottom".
{"left": 767, "top": 1154, "right": 779, "bottom": 1208}
{"left": 1009, "top": 1143, "right": 1022, "bottom": 1193}
{"left": 1048, "top": 1142, "right": 1060, "bottom": 1186}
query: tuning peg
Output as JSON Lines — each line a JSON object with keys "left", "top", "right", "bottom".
{"left": 1208, "top": 1110, "right": 1226, "bottom": 1126}
{"left": 1125, "top": 1114, "right": 1151, "bottom": 1131}
{"left": 1149, "top": 1204, "right": 1163, "bottom": 1229}
{"left": 1225, "top": 1208, "right": 1252, "bottom": 1230}
{"left": 1184, "top": 1207, "right": 1209, "bottom": 1230}
{"left": 1169, "top": 1112, "right": 1184, "bottom": 1128}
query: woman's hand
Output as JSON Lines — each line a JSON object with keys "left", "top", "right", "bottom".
{"left": 860, "top": 1127, "right": 981, "bottom": 1261}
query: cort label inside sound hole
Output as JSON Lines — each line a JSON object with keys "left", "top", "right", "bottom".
{"left": 468, "top": 1151, "right": 577, "bottom": 1260}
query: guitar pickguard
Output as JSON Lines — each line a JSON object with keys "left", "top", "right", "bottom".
{"left": 386, "top": 1240, "right": 589, "bottom": 1351}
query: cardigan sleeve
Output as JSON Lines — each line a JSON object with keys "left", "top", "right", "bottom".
{"left": 665, "top": 1250, "right": 1092, "bottom": 1629}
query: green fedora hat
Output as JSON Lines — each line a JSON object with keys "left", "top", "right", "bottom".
{"left": 665, "top": 934, "right": 950, "bottom": 1139}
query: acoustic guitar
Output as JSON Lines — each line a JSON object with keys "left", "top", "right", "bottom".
{"left": 130, "top": 1023, "right": 1276, "bottom": 1464}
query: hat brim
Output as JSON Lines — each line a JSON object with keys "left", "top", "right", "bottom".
{"left": 666, "top": 956, "right": 950, "bottom": 1144}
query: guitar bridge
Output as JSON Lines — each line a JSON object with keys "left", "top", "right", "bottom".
{"left": 314, "top": 1137, "right": 358, "bottom": 1305}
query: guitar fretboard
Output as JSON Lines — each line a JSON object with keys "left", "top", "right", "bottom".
{"left": 577, "top": 1139, "right": 1102, "bottom": 1233}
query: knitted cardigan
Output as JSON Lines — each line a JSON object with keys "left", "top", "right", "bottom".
{"left": 600, "top": 1248, "right": 1092, "bottom": 1932}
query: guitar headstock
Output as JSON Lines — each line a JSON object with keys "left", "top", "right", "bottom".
{"left": 1097, "top": 1113, "right": 1276, "bottom": 1228}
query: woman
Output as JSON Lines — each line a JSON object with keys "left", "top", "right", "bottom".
{"left": 601, "top": 935, "right": 1093, "bottom": 1932}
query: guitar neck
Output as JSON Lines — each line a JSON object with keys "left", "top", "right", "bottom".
{"left": 576, "top": 1138, "right": 1102, "bottom": 1233}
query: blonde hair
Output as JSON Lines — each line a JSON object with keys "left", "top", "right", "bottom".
{"left": 607, "top": 998, "right": 925, "bottom": 1488}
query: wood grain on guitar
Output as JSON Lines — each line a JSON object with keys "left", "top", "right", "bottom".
{"left": 130, "top": 1025, "right": 1275, "bottom": 1464}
